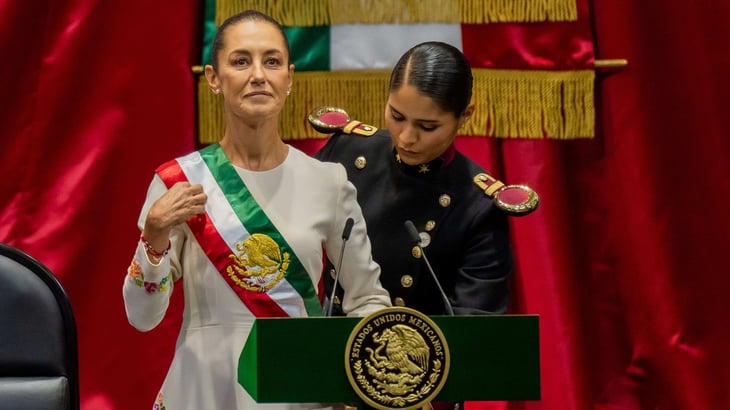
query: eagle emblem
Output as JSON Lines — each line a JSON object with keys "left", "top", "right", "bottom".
{"left": 370, "top": 326, "right": 430, "bottom": 374}
{"left": 345, "top": 307, "right": 450, "bottom": 410}
{"left": 226, "top": 233, "right": 289, "bottom": 292}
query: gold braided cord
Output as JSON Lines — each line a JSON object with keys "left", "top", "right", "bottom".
{"left": 197, "top": 69, "right": 594, "bottom": 143}
{"left": 217, "top": 0, "right": 578, "bottom": 26}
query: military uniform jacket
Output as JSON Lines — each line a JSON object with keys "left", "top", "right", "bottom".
{"left": 316, "top": 129, "right": 513, "bottom": 315}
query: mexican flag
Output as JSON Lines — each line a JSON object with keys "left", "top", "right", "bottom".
{"left": 198, "top": 0, "right": 595, "bottom": 143}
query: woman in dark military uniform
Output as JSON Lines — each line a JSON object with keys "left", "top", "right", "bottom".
{"left": 315, "top": 41, "right": 514, "bottom": 316}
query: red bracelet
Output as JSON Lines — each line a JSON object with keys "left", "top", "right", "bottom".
{"left": 140, "top": 233, "right": 171, "bottom": 258}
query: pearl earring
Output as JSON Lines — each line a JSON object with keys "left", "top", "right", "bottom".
{"left": 286, "top": 90, "right": 291, "bottom": 96}
{"left": 212, "top": 88, "right": 220, "bottom": 94}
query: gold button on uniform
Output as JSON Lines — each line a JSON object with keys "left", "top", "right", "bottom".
{"left": 329, "top": 268, "right": 336, "bottom": 279}
{"left": 439, "top": 194, "right": 451, "bottom": 207}
{"left": 394, "top": 297, "right": 406, "bottom": 306}
{"left": 354, "top": 156, "right": 367, "bottom": 169}
{"left": 333, "top": 295, "right": 341, "bottom": 305}
{"left": 425, "top": 220, "right": 436, "bottom": 231}
{"left": 400, "top": 274, "right": 414, "bottom": 288}
{"left": 411, "top": 246, "right": 422, "bottom": 258}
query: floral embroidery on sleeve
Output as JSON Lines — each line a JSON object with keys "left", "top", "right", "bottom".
{"left": 128, "top": 260, "right": 171, "bottom": 294}
{"left": 153, "top": 392, "right": 166, "bottom": 410}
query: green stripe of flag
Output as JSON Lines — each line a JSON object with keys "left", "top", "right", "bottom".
{"left": 199, "top": 0, "right": 329, "bottom": 72}
{"left": 284, "top": 26, "right": 330, "bottom": 71}
{"left": 201, "top": 0, "right": 217, "bottom": 66}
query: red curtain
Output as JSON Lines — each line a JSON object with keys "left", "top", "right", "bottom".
{"left": 1, "top": 1, "right": 729, "bottom": 409}
{"left": 0, "top": 1, "right": 199, "bottom": 408}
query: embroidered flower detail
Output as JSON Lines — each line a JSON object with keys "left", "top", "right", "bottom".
{"left": 143, "top": 275, "right": 171, "bottom": 294}
{"left": 128, "top": 265, "right": 172, "bottom": 294}
{"left": 128, "top": 260, "right": 142, "bottom": 279}
{"left": 144, "top": 282, "right": 159, "bottom": 293}
{"left": 153, "top": 392, "right": 166, "bottom": 410}
{"left": 158, "top": 275, "right": 170, "bottom": 292}
{"left": 128, "top": 260, "right": 146, "bottom": 287}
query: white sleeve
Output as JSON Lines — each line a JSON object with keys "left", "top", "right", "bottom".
{"left": 122, "top": 174, "right": 183, "bottom": 331}
{"left": 122, "top": 240, "right": 175, "bottom": 331}
{"left": 324, "top": 165, "right": 391, "bottom": 316}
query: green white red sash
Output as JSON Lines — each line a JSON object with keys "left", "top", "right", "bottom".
{"left": 156, "top": 143, "right": 322, "bottom": 317}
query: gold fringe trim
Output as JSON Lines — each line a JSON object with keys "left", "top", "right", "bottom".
{"left": 217, "top": 0, "right": 577, "bottom": 26}
{"left": 197, "top": 71, "right": 390, "bottom": 143}
{"left": 197, "top": 77, "right": 226, "bottom": 144}
{"left": 281, "top": 71, "right": 389, "bottom": 140}
{"left": 196, "top": 69, "right": 594, "bottom": 143}
{"left": 461, "top": 0, "right": 578, "bottom": 23}
{"left": 469, "top": 69, "right": 595, "bottom": 139}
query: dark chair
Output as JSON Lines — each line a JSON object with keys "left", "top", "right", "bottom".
{"left": 0, "top": 243, "right": 79, "bottom": 410}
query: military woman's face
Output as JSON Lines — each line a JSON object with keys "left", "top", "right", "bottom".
{"left": 385, "top": 84, "right": 465, "bottom": 166}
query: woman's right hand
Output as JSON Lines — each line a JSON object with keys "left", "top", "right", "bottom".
{"left": 143, "top": 182, "right": 207, "bottom": 250}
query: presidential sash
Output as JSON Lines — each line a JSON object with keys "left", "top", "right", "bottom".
{"left": 156, "top": 143, "right": 322, "bottom": 317}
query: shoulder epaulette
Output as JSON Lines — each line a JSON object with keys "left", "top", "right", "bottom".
{"left": 307, "top": 106, "right": 378, "bottom": 137}
{"left": 473, "top": 172, "right": 540, "bottom": 216}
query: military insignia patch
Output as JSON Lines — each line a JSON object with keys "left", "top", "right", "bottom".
{"left": 345, "top": 307, "right": 450, "bottom": 410}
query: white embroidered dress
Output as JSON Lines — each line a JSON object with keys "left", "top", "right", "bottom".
{"left": 123, "top": 146, "right": 390, "bottom": 410}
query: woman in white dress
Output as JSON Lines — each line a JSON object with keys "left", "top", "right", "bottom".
{"left": 122, "top": 10, "right": 391, "bottom": 410}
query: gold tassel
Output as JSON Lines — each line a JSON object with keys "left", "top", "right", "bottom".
{"left": 216, "top": 0, "right": 577, "bottom": 25}
{"left": 196, "top": 69, "right": 594, "bottom": 142}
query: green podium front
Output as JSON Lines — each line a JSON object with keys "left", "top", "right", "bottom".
{"left": 238, "top": 313, "right": 539, "bottom": 404}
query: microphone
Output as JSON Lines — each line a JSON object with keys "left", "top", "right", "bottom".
{"left": 324, "top": 217, "right": 355, "bottom": 316}
{"left": 404, "top": 220, "right": 454, "bottom": 316}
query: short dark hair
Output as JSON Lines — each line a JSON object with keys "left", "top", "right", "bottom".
{"left": 389, "top": 41, "right": 473, "bottom": 117}
{"left": 210, "top": 10, "right": 291, "bottom": 72}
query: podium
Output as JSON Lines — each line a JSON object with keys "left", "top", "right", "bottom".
{"left": 238, "top": 312, "right": 539, "bottom": 405}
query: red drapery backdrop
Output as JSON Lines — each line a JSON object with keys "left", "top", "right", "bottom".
{"left": 0, "top": 1, "right": 199, "bottom": 408}
{"left": 1, "top": 1, "right": 729, "bottom": 409}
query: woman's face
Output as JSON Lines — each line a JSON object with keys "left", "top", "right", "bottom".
{"left": 385, "top": 84, "right": 466, "bottom": 165}
{"left": 207, "top": 20, "right": 293, "bottom": 122}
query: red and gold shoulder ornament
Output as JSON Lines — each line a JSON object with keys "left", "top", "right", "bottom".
{"left": 308, "top": 106, "right": 378, "bottom": 137}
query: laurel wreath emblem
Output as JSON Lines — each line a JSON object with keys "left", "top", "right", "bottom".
{"left": 345, "top": 307, "right": 450, "bottom": 410}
